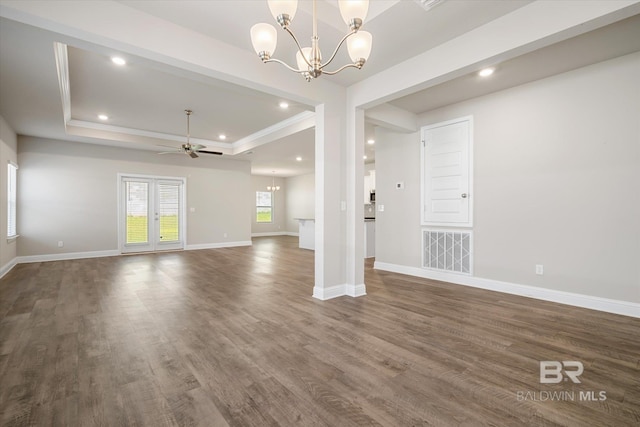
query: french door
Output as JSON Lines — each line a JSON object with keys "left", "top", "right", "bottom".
{"left": 119, "top": 175, "right": 185, "bottom": 253}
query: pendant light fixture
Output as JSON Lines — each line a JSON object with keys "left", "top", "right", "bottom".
{"left": 268, "top": 171, "right": 280, "bottom": 192}
{"left": 250, "top": 0, "right": 372, "bottom": 82}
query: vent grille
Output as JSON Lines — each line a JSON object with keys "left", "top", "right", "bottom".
{"left": 423, "top": 230, "right": 472, "bottom": 274}
{"left": 415, "top": 0, "right": 446, "bottom": 12}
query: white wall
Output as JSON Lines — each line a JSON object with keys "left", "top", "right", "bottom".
{"left": 0, "top": 115, "right": 18, "bottom": 275}
{"left": 375, "top": 52, "right": 640, "bottom": 304}
{"left": 251, "top": 175, "right": 286, "bottom": 236}
{"left": 17, "top": 137, "right": 252, "bottom": 257}
{"left": 285, "top": 173, "right": 315, "bottom": 233}
{"left": 375, "top": 128, "right": 421, "bottom": 267}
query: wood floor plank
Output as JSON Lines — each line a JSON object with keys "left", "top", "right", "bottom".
{"left": 1, "top": 236, "right": 639, "bottom": 426}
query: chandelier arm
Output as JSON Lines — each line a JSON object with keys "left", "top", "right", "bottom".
{"left": 319, "top": 29, "right": 357, "bottom": 70}
{"left": 321, "top": 63, "right": 362, "bottom": 75}
{"left": 263, "top": 58, "right": 307, "bottom": 74}
{"left": 283, "top": 26, "right": 314, "bottom": 69}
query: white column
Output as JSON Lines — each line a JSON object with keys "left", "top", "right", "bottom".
{"left": 345, "top": 107, "right": 366, "bottom": 296}
{"left": 313, "top": 102, "right": 347, "bottom": 300}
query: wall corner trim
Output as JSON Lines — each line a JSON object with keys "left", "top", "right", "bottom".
{"left": 373, "top": 261, "right": 640, "bottom": 319}
{"left": 0, "top": 258, "right": 18, "bottom": 279}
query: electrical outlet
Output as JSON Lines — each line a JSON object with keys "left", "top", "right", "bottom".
{"left": 536, "top": 264, "right": 544, "bottom": 275}
{"left": 57, "top": 241, "right": 64, "bottom": 248}
{"left": 396, "top": 182, "right": 404, "bottom": 189}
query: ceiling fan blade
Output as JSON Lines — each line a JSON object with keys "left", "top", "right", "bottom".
{"left": 157, "top": 151, "right": 182, "bottom": 155}
{"left": 188, "top": 151, "right": 199, "bottom": 159}
{"left": 191, "top": 144, "right": 206, "bottom": 151}
{"left": 197, "top": 150, "right": 223, "bottom": 156}
{"left": 157, "top": 144, "right": 181, "bottom": 150}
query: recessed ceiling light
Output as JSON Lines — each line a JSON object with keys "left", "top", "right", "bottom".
{"left": 295, "top": 156, "right": 302, "bottom": 161}
{"left": 478, "top": 67, "right": 494, "bottom": 77}
{"left": 111, "top": 57, "right": 126, "bottom": 66}
{"left": 279, "top": 101, "right": 289, "bottom": 109}
{"left": 363, "top": 155, "right": 368, "bottom": 160}
{"left": 367, "top": 139, "right": 375, "bottom": 145}
{"left": 98, "top": 114, "right": 109, "bottom": 121}
{"left": 219, "top": 134, "right": 226, "bottom": 140}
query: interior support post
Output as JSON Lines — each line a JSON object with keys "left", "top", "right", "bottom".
{"left": 313, "top": 102, "right": 348, "bottom": 300}
{"left": 345, "top": 107, "right": 366, "bottom": 297}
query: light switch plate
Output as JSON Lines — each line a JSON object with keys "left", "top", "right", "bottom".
{"left": 378, "top": 204, "right": 384, "bottom": 212}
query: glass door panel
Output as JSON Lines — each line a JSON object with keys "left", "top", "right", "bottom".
{"left": 121, "top": 176, "right": 184, "bottom": 253}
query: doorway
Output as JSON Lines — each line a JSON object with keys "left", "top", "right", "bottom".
{"left": 119, "top": 174, "right": 186, "bottom": 253}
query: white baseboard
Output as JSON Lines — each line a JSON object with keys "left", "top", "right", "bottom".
{"left": 17, "top": 250, "right": 120, "bottom": 264}
{"left": 313, "top": 284, "right": 346, "bottom": 300}
{"left": 346, "top": 283, "right": 367, "bottom": 297}
{"left": 0, "top": 257, "right": 18, "bottom": 279}
{"left": 374, "top": 261, "right": 640, "bottom": 318}
{"left": 186, "top": 241, "right": 252, "bottom": 251}
{"left": 7, "top": 241, "right": 252, "bottom": 269}
{"left": 251, "top": 232, "right": 298, "bottom": 237}
{"left": 313, "top": 282, "right": 368, "bottom": 300}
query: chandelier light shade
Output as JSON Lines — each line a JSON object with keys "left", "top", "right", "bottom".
{"left": 250, "top": 23, "right": 278, "bottom": 60}
{"left": 296, "top": 47, "right": 313, "bottom": 71}
{"left": 268, "top": 0, "right": 298, "bottom": 25}
{"left": 251, "top": 0, "right": 372, "bottom": 82}
{"left": 338, "top": 0, "right": 369, "bottom": 28}
{"left": 347, "top": 31, "right": 372, "bottom": 63}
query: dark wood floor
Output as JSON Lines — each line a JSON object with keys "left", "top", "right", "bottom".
{"left": 1, "top": 236, "right": 638, "bottom": 426}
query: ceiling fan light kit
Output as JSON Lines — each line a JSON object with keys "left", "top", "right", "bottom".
{"left": 157, "top": 109, "right": 223, "bottom": 158}
{"left": 251, "top": 0, "right": 372, "bottom": 82}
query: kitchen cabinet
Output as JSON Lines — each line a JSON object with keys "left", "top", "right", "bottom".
{"left": 364, "top": 220, "right": 375, "bottom": 258}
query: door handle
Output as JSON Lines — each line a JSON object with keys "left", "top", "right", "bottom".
{"left": 461, "top": 193, "right": 468, "bottom": 198}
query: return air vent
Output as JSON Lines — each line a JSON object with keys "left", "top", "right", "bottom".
{"left": 415, "top": 0, "right": 446, "bottom": 12}
{"left": 423, "top": 229, "right": 472, "bottom": 274}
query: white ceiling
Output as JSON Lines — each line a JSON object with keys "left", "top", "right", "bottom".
{"left": 1, "top": 1, "right": 638, "bottom": 177}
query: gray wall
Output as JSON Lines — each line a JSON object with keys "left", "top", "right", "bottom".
{"left": 375, "top": 52, "right": 640, "bottom": 303}
{"left": 285, "top": 173, "right": 315, "bottom": 233}
{"left": 251, "top": 175, "right": 286, "bottom": 235}
{"left": 0, "top": 115, "right": 18, "bottom": 270}
{"left": 375, "top": 128, "right": 421, "bottom": 267}
{"left": 17, "top": 137, "right": 252, "bottom": 256}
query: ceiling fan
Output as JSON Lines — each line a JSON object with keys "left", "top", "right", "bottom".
{"left": 158, "top": 110, "right": 223, "bottom": 158}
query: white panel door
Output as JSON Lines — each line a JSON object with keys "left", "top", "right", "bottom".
{"left": 421, "top": 117, "right": 472, "bottom": 226}
{"left": 121, "top": 176, "right": 185, "bottom": 253}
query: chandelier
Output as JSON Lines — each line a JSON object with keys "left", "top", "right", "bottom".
{"left": 250, "top": 0, "right": 372, "bottom": 82}
{"left": 268, "top": 172, "right": 281, "bottom": 192}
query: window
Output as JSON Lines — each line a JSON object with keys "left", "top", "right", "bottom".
{"left": 7, "top": 162, "right": 18, "bottom": 238}
{"left": 256, "top": 191, "right": 273, "bottom": 223}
